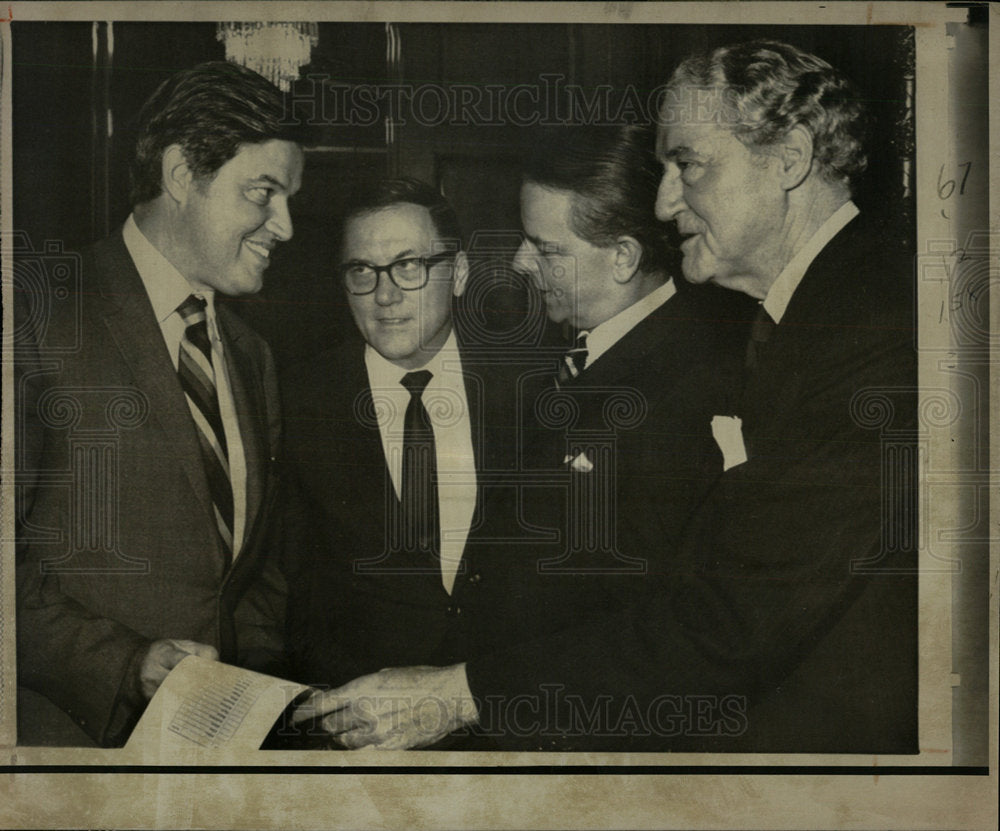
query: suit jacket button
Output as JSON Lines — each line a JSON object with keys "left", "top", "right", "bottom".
{"left": 446, "top": 604, "right": 461, "bottom": 617}
{"left": 469, "top": 573, "right": 482, "bottom": 584}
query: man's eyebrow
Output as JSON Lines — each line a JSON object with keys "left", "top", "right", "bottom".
{"left": 524, "top": 231, "right": 557, "bottom": 250}
{"left": 343, "top": 248, "right": 421, "bottom": 266}
{"left": 660, "top": 145, "right": 699, "bottom": 162}
{"left": 248, "top": 174, "right": 288, "bottom": 189}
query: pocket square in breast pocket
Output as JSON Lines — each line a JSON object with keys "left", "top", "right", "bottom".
{"left": 563, "top": 451, "right": 594, "bottom": 473}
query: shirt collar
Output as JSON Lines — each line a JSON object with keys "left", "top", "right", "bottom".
{"left": 584, "top": 278, "right": 677, "bottom": 369}
{"left": 364, "top": 327, "right": 461, "bottom": 391}
{"left": 762, "top": 201, "right": 859, "bottom": 324}
{"left": 122, "top": 213, "right": 216, "bottom": 321}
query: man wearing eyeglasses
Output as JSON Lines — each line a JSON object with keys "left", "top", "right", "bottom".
{"left": 290, "top": 128, "right": 753, "bottom": 750}
{"left": 292, "top": 42, "right": 917, "bottom": 754}
{"left": 280, "top": 178, "right": 496, "bottom": 709}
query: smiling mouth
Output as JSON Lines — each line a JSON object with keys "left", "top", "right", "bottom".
{"left": 244, "top": 239, "right": 274, "bottom": 261}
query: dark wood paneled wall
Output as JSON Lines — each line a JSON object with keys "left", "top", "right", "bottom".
{"left": 12, "top": 21, "right": 913, "bottom": 365}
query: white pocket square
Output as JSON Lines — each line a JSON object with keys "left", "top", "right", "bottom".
{"left": 563, "top": 452, "right": 594, "bottom": 473}
{"left": 711, "top": 415, "right": 748, "bottom": 471}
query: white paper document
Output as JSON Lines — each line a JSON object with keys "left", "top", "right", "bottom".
{"left": 125, "top": 655, "right": 311, "bottom": 757}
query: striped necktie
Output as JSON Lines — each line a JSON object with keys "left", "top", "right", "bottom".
{"left": 177, "top": 294, "right": 234, "bottom": 561}
{"left": 558, "top": 331, "right": 589, "bottom": 385}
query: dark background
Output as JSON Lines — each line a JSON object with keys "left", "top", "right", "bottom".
{"left": 9, "top": 18, "right": 996, "bottom": 772}
{"left": 12, "top": 21, "right": 915, "bottom": 366}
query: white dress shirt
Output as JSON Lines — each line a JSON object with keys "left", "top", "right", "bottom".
{"left": 580, "top": 278, "right": 677, "bottom": 370}
{"left": 762, "top": 200, "right": 859, "bottom": 324}
{"left": 364, "top": 329, "right": 477, "bottom": 595}
{"left": 123, "top": 214, "right": 248, "bottom": 557}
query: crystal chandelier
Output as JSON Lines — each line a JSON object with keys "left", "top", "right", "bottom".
{"left": 216, "top": 22, "right": 319, "bottom": 91}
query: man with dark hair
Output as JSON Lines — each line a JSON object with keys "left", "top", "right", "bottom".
{"left": 281, "top": 178, "right": 516, "bottom": 708}
{"left": 16, "top": 61, "right": 305, "bottom": 746}
{"left": 515, "top": 123, "right": 681, "bottom": 317}
{"left": 456, "top": 122, "right": 752, "bottom": 694}
{"left": 296, "top": 125, "right": 750, "bottom": 750}
{"left": 300, "top": 41, "right": 916, "bottom": 755}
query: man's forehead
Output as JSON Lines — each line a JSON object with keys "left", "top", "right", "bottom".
{"left": 520, "top": 182, "right": 578, "bottom": 232}
{"left": 343, "top": 203, "right": 435, "bottom": 250}
{"left": 231, "top": 139, "right": 303, "bottom": 191}
{"left": 656, "top": 119, "right": 726, "bottom": 159}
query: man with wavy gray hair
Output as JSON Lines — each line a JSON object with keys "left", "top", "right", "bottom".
{"left": 628, "top": 39, "right": 918, "bottom": 751}
{"left": 655, "top": 39, "right": 871, "bottom": 291}
{"left": 296, "top": 41, "right": 917, "bottom": 753}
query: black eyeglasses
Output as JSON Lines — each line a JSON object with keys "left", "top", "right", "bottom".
{"left": 338, "top": 252, "right": 455, "bottom": 296}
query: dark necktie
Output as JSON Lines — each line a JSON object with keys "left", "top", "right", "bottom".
{"left": 741, "top": 304, "right": 776, "bottom": 459}
{"left": 177, "top": 294, "right": 234, "bottom": 561}
{"left": 400, "top": 369, "right": 439, "bottom": 558}
{"left": 745, "top": 304, "right": 775, "bottom": 378}
{"left": 558, "top": 331, "right": 589, "bottom": 385}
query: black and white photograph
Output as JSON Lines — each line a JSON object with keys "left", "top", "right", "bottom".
{"left": 0, "top": 2, "right": 994, "bottom": 829}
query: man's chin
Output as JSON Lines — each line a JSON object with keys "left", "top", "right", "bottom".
{"left": 217, "top": 269, "right": 266, "bottom": 297}
{"left": 543, "top": 301, "right": 570, "bottom": 326}
{"left": 680, "top": 262, "right": 715, "bottom": 285}
{"left": 371, "top": 338, "right": 422, "bottom": 367}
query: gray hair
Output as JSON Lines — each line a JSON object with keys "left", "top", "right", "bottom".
{"left": 661, "top": 40, "right": 868, "bottom": 189}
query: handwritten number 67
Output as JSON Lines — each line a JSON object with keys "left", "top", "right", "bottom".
{"left": 938, "top": 162, "right": 972, "bottom": 200}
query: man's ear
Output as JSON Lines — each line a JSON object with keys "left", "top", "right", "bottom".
{"left": 777, "top": 124, "right": 814, "bottom": 190}
{"left": 161, "top": 144, "right": 194, "bottom": 205}
{"left": 611, "top": 236, "right": 642, "bottom": 284}
{"left": 452, "top": 250, "right": 470, "bottom": 298}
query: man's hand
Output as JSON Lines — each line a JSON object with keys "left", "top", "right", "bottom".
{"left": 138, "top": 639, "right": 219, "bottom": 700}
{"left": 293, "top": 664, "right": 479, "bottom": 750}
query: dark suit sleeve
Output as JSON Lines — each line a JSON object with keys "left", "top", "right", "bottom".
{"left": 276, "top": 348, "right": 386, "bottom": 690}
{"left": 233, "top": 549, "right": 289, "bottom": 676}
{"left": 15, "top": 312, "right": 151, "bottom": 745}
{"left": 278, "top": 474, "right": 355, "bottom": 686}
{"left": 465, "top": 258, "right": 917, "bottom": 751}
{"left": 277, "top": 456, "right": 361, "bottom": 688}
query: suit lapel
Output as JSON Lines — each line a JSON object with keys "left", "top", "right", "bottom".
{"left": 92, "top": 234, "right": 219, "bottom": 538}
{"left": 217, "top": 313, "right": 267, "bottom": 553}
{"left": 530, "top": 291, "right": 689, "bottom": 450}
{"left": 579, "top": 291, "right": 692, "bottom": 390}
{"left": 454, "top": 340, "right": 484, "bottom": 475}
{"left": 742, "top": 217, "right": 864, "bottom": 405}
{"left": 346, "top": 349, "right": 442, "bottom": 578}
{"left": 328, "top": 342, "right": 400, "bottom": 523}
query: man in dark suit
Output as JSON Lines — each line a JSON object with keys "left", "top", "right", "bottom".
{"left": 15, "top": 62, "right": 305, "bottom": 746}
{"left": 298, "top": 41, "right": 917, "bottom": 755}
{"left": 282, "top": 179, "right": 517, "bottom": 698}
{"left": 457, "top": 125, "right": 751, "bottom": 672}
{"left": 293, "top": 126, "right": 749, "bottom": 750}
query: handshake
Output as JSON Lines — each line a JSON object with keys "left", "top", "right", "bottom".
{"left": 288, "top": 663, "right": 479, "bottom": 750}
{"left": 127, "top": 652, "right": 480, "bottom": 754}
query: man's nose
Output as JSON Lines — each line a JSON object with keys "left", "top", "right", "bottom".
{"left": 374, "top": 270, "right": 403, "bottom": 306}
{"left": 654, "top": 165, "right": 685, "bottom": 222}
{"left": 266, "top": 198, "right": 294, "bottom": 242}
{"left": 512, "top": 239, "right": 543, "bottom": 286}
